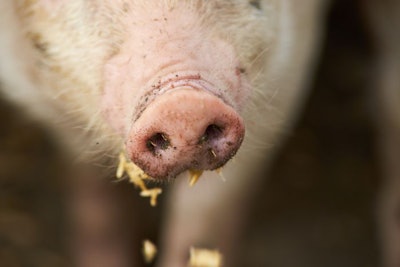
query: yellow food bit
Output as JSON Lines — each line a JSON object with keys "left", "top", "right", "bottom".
{"left": 116, "top": 151, "right": 162, "bottom": 207}
{"left": 116, "top": 152, "right": 126, "bottom": 179}
{"left": 209, "top": 149, "right": 217, "bottom": 158}
{"left": 124, "top": 161, "right": 148, "bottom": 191}
{"left": 142, "top": 239, "right": 157, "bottom": 264}
{"left": 189, "top": 247, "right": 223, "bottom": 267}
{"left": 140, "top": 188, "right": 163, "bottom": 207}
{"left": 215, "top": 168, "right": 226, "bottom": 182}
{"left": 188, "top": 169, "right": 203, "bottom": 187}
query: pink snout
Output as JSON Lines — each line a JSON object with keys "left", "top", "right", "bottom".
{"left": 126, "top": 88, "right": 245, "bottom": 179}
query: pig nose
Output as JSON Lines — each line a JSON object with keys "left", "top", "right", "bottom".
{"left": 126, "top": 87, "right": 245, "bottom": 179}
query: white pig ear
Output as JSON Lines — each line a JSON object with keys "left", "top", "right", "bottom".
{"left": 249, "top": 0, "right": 261, "bottom": 10}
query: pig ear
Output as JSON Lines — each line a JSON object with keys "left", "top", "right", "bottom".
{"left": 249, "top": 0, "right": 262, "bottom": 10}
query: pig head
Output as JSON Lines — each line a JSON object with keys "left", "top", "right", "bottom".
{"left": 101, "top": 4, "right": 249, "bottom": 179}
{"left": 0, "top": 1, "right": 278, "bottom": 180}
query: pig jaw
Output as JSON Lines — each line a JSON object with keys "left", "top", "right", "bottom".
{"left": 101, "top": 3, "right": 250, "bottom": 179}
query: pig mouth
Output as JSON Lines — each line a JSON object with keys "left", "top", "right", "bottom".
{"left": 131, "top": 72, "right": 230, "bottom": 123}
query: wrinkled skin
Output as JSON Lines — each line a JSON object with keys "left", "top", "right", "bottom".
{"left": 0, "top": 0, "right": 399, "bottom": 267}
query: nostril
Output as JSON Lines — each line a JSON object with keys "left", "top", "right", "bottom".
{"left": 146, "top": 132, "right": 170, "bottom": 155}
{"left": 199, "top": 124, "right": 223, "bottom": 144}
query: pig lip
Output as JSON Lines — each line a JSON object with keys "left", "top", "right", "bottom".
{"left": 141, "top": 148, "right": 241, "bottom": 180}
{"left": 132, "top": 73, "right": 229, "bottom": 123}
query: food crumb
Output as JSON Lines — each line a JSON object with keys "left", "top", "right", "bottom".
{"left": 142, "top": 239, "right": 157, "bottom": 264}
{"left": 215, "top": 168, "right": 226, "bottom": 182}
{"left": 188, "top": 247, "right": 223, "bottom": 267}
{"left": 140, "top": 188, "right": 163, "bottom": 207}
{"left": 116, "top": 151, "right": 162, "bottom": 207}
{"left": 188, "top": 169, "right": 203, "bottom": 187}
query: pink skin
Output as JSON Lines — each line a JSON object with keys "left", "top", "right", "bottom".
{"left": 101, "top": 3, "right": 250, "bottom": 179}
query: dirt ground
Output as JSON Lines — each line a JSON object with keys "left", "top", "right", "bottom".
{"left": 0, "top": 1, "right": 382, "bottom": 267}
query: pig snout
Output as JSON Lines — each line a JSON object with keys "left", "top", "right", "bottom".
{"left": 126, "top": 87, "right": 244, "bottom": 179}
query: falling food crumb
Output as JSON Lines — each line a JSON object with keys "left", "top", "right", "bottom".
{"left": 140, "top": 188, "right": 163, "bottom": 207}
{"left": 142, "top": 239, "right": 157, "bottom": 264}
{"left": 188, "top": 169, "right": 203, "bottom": 187}
{"left": 215, "top": 168, "right": 226, "bottom": 182}
{"left": 116, "top": 151, "right": 162, "bottom": 207}
{"left": 189, "top": 247, "right": 223, "bottom": 267}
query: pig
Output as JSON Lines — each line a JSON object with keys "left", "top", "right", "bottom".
{"left": 0, "top": 0, "right": 326, "bottom": 175}
{"left": 0, "top": 1, "right": 326, "bottom": 265}
{"left": 0, "top": 0, "right": 399, "bottom": 267}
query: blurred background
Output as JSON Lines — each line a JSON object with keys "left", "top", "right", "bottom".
{"left": 0, "top": 0, "right": 381, "bottom": 266}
